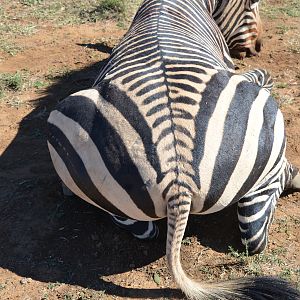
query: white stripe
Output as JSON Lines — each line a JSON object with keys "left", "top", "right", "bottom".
{"left": 238, "top": 194, "right": 270, "bottom": 207}
{"left": 48, "top": 142, "right": 103, "bottom": 211}
{"left": 250, "top": 2, "right": 259, "bottom": 10}
{"left": 204, "top": 88, "right": 270, "bottom": 214}
{"left": 199, "top": 75, "right": 244, "bottom": 211}
{"left": 244, "top": 180, "right": 282, "bottom": 199}
{"left": 238, "top": 196, "right": 273, "bottom": 224}
{"left": 243, "top": 217, "right": 268, "bottom": 244}
{"left": 48, "top": 99, "right": 152, "bottom": 221}
{"left": 111, "top": 216, "right": 137, "bottom": 226}
{"left": 251, "top": 111, "right": 285, "bottom": 189}
{"left": 252, "top": 234, "right": 267, "bottom": 253}
{"left": 133, "top": 222, "right": 154, "bottom": 239}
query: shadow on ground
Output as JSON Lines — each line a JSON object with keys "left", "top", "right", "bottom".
{"left": 0, "top": 43, "right": 242, "bottom": 298}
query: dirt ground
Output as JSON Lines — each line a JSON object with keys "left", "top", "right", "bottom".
{"left": 0, "top": 1, "right": 299, "bottom": 300}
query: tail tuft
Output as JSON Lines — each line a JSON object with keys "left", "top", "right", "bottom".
{"left": 233, "top": 276, "right": 300, "bottom": 300}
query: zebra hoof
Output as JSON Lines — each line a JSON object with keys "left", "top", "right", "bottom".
{"left": 61, "top": 182, "right": 74, "bottom": 197}
{"left": 290, "top": 172, "right": 300, "bottom": 191}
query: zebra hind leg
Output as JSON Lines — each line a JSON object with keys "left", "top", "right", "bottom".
{"left": 60, "top": 181, "right": 159, "bottom": 239}
{"left": 238, "top": 160, "right": 298, "bottom": 254}
{"left": 110, "top": 214, "right": 159, "bottom": 240}
{"left": 238, "top": 191, "right": 277, "bottom": 255}
{"left": 242, "top": 69, "right": 274, "bottom": 93}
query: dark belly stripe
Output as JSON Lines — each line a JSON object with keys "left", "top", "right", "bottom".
{"left": 48, "top": 123, "right": 126, "bottom": 217}
{"left": 98, "top": 81, "right": 164, "bottom": 184}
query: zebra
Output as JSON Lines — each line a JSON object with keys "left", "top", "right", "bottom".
{"left": 212, "top": 0, "right": 263, "bottom": 58}
{"left": 47, "top": 0, "right": 300, "bottom": 299}
{"left": 242, "top": 68, "right": 273, "bottom": 92}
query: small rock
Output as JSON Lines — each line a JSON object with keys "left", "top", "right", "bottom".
{"left": 20, "top": 277, "right": 31, "bottom": 285}
{"left": 153, "top": 272, "right": 161, "bottom": 285}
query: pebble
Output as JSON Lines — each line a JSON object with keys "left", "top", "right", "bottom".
{"left": 20, "top": 277, "right": 32, "bottom": 285}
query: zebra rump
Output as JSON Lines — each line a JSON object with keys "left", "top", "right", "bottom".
{"left": 47, "top": 0, "right": 300, "bottom": 299}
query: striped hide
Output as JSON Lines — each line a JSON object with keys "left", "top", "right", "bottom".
{"left": 47, "top": 0, "right": 300, "bottom": 299}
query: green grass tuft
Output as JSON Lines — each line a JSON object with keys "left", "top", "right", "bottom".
{"left": 0, "top": 72, "right": 24, "bottom": 92}
{"left": 98, "top": 0, "right": 126, "bottom": 14}
{"left": 261, "top": 0, "right": 300, "bottom": 19}
{"left": 79, "top": 0, "right": 141, "bottom": 24}
{"left": 20, "top": 0, "right": 44, "bottom": 6}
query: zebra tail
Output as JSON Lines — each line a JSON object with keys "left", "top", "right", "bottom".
{"left": 166, "top": 193, "right": 300, "bottom": 300}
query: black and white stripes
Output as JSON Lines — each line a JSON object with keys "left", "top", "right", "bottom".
{"left": 47, "top": 0, "right": 300, "bottom": 299}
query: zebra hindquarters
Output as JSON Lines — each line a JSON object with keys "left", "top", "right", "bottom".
{"left": 47, "top": 90, "right": 300, "bottom": 300}
{"left": 47, "top": 88, "right": 163, "bottom": 221}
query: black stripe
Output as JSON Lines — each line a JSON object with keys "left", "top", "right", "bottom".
{"left": 54, "top": 93, "right": 158, "bottom": 218}
{"left": 239, "top": 203, "right": 273, "bottom": 228}
{"left": 98, "top": 81, "right": 164, "bottom": 184}
{"left": 166, "top": 67, "right": 207, "bottom": 74}
{"left": 136, "top": 81, "right": 165, "bottom": 97}
{"left": 116, "top": 35, "right": 157, "bottom": 55}
{"left": 239, "top": 188, "right": 277, "bottom": 204}
{"left": 230, "top": 95, "right": 281, "bottom": 206}
{"left": 171, "top": 96, "right": 197, "bottom": 105}
{"left": 202, "top": 80, "right": 260, "bottom": 211}
{"left": 108, "top": 54, "right": 160, "bottom": 80}
{"left": 47, "top": 123, "right": 126, "bottom": 217}
{"left": 153, "top": 115, "right": 170, "bottom": 128}
{"left": 163, "top": 139, "right": 188, "bottom": 150}
{"left": 172, "top": 109, "right": 193, "bottom": 119}
{"left": 162, "top": 180, "right": 193, "bottom": 199}
{"left": 238, "top": 192, "right": 275, "bottom": 217}
{"left": 221, "top": 2, "right": 244, "bottom": 37}
{"left": 155, "top": 127, "right": 173, "bottom": 145}
{"left": 146, "top": 103, "right": 168, "bottom": 116}
{"left": 167, "top": 156, "right": 191, "bottom": 164}
{"left": 168, "top": 192, "right": 192, "bottom": 202}
{"left": 143, "top": 91, "right": 167, "bottom": 105}
{"left": 192, "top": 71, "right": 232, "bottom": 190}
{"left": 124, "top": 69, "right": 162, "bottom": 87}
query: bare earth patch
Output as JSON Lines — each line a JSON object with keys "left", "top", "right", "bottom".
{"left": 0, "top": 1, "right": 299, "bottom": 299}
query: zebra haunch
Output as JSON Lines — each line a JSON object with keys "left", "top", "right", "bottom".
{"left": 47, "top": 0, "right": 300, "bottom": 299}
